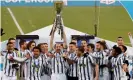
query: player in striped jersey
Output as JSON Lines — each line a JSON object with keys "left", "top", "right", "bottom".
{"left": 86, "top": 43, "right": 100, "bottom": 79}
{"left": 119, "top": 45, "right": 130, "bottom": 80}
{"left": 110, "top": 45, "right": 128, "bottom": 80}
{"left": 2, "top": 42, "right": 30, "bottom": 80}
{"left": 67, "top": 42, "right": 78, "bottom": 80}
{"left": 119, "top": 45, "right": 128, "bottom": 60}
{"left": 77, "top": 47, "right": 99, "bottom": 80}
{"left": 18, "top": 39, "right": 31, "bottom": 80}
{"left": 49, "top": 24, "right": 68, "bottom": 80}
{"left": 94, "top": 41, "right": 109, "bottom": 80}
{"left": 28, "top": 47, "right": 44, "bottom": 80}
{"left": 40, "top": 53, "right": 52, "bottom": 80}
{"left": 2, "top": 42, "right": 18, "bottom": 80}
{"left": 50, "top": 43, "right": 68, "bottom": 80}
{"left": 38, "top": 43, "right": 51, "bottom": 80}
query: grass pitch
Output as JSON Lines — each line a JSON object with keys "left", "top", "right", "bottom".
{"left": 1, "top": 6, "right": 133, "bottom": 45}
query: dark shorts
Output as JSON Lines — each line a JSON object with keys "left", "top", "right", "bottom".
{"left": 67, "top": 76, "right": 78, "bottom": 80}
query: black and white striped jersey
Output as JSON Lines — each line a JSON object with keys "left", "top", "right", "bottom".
{"left": 127, "top": 55, "right": 133, "bottom": 79}
{"left": 93, "top": 51, "right": 109, "bottom": 66}
{"left": 93, "top": 51, "right": 109, "bottom": 76}
{"left": 19, "top": 50, "right": 30, "bottom": 78}
{"left": 119, "top": 53, "right": 128, "bottom": 62}
{"left": 3, "top": 51, "right": 18, "bottom": 76}
{"left": 40, "top": 53, "right": 52, "bottom": 76}
{"left": 18, "top": 50, "right": 30, "bottom": 58}
{"left": 68, "top": 52, "right": 78, "bottom": 77}
{"left": 111, "top": 54, "right": 126, "bottom": 80}
{"left": 78, "top": 54, "right": 95, "bottom": 80}
{"left": 29, "top": 55, "right": 44, "bottom": 80}
{"left": 51, "top": 52, "right": 68, "bottom": 74}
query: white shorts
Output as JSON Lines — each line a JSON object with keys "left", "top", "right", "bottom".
{"left": 41, "top": 74, "right": 51, "bottom": 80}
{"left": 2, "top": 74, "right": 17, "bottom": 80}
{"left": 51, "top": 73, "right": 67, "bottom": 80}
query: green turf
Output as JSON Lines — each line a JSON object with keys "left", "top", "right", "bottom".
{"left": 1, "top": 7, "right": 21, "bottom": 41}
{"left": 1, "top": 6, "right": 133, "bottom": 46}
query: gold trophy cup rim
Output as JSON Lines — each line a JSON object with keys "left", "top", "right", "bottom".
{"left": 54, "top": 1, "right": 64, "bottom": 10}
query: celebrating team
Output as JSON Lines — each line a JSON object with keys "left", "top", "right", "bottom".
{"left": 1, "top": 31, "right": 133, "bottom": 80}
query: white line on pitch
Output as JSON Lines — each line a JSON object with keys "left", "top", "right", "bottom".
{"left": 7, "top": 7, "right": 24, "bottom": 35}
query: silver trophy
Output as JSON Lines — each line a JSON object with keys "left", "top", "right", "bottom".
{"left": 49, "top": 1, "right": 64, "bottom": 40}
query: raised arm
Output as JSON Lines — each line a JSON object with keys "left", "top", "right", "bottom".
{"left": 128, "top": 32, "right": 133, "bottom": 47}
{"left": 50, "top": 27, "right": 55, "bottom": 51}
{"left": 13, "top": 53, "right": 30, "bottom": 63}
{"left": 63, "top": 30, "right": 67, "bottom": 49}
{"left": 50, "top": 32, "right": 54, "bottom": 50}
{"left": 61, "top": 17, "right": 67, "bottom": 49}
